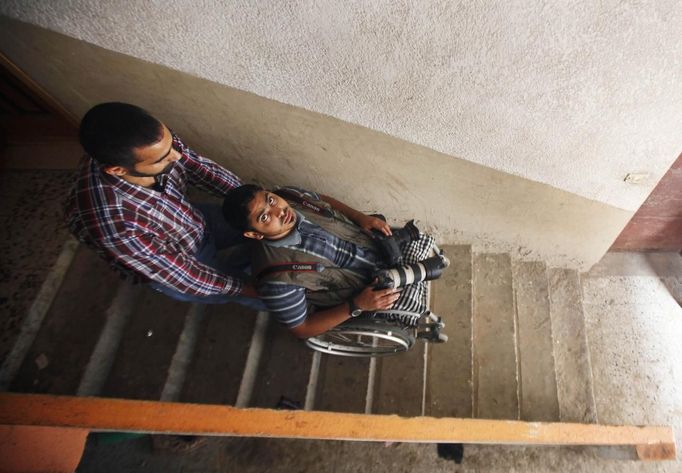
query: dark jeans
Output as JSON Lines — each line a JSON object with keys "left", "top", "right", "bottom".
{"left": 150, "top": 203, "right": 265, "bottom": 311}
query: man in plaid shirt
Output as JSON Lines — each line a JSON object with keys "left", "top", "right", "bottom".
{"left": 65, "top": 102, "right": 263, "bottom": 308}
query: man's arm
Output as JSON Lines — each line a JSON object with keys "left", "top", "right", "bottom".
{"left": 175, "top": 138, "right": 242, "bottom": 196}
{"left": 259, "top": 281, "right": 400, "bottom": 339}
{"left": 107, "top": 232, "right": 246, "bottom": 297}
{"left": 319, "top": 194, "right": 392, "bottom": 237}
{"left": 289, "top": 284, "right": 400, "bottom": 339}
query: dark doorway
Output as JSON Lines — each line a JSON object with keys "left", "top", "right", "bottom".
{"left": 0, "top": 54, "right": 80, "bottom": 169}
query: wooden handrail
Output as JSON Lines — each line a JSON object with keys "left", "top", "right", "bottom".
{"left": 0, "top": 393, "right": 675, "bottom": 461}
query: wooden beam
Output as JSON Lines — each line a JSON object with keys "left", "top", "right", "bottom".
{"left": 0, "top": 393, "right": 675, "bottom": 460}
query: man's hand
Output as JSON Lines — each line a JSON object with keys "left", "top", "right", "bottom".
{"left": 240, "top": 283, "right": 259, "bottom": 298}
{"left": 354, "top": 281, "right": 401, "bottom": 311}
{"left": 319, "top": 194, "right": 392, "bottom": 237}
{"left": 355, "top": 214, "right": 392, "bottom": 237}
{"left": 288, "top": 280, "right": 401, "bottom": 339}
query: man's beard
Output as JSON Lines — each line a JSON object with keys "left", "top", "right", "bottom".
{"left": 125, "top": 162, "right": 175, "bottom": 178}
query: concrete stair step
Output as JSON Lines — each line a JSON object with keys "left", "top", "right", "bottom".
{"left": 314, "top": 355, "right": 370, "bottom": 413}
{"left": 472, "top": 253, "right": 519, "bottom": 420}
{"left": 248, "top": 319, "right": 313, "bottom": 410}
{"left": 99, "top": 288, "right": 190, "bottom": 400}
{"left": 9, "top": 246, "right": 120, "bottom": 395}
{"left": 0, "top": 238, "right": 78, "bottom": 391}
{"left": 372, "top": 343, "right": 425, "bottom": 416}
{"left": 3, "top": 230, "right": 599, "bottom": 429}
{"left": 0, "top": 174, "right": 75, "bottom": 379}
{"left": 548, "top": 268, "right": 598, "bottom": 423}
{"left": 179, "top": 304, "right": 258, "bottom": 405}
{"left": 512, "top": 260, "right": 560, "bottom": 421}
{"left": 424, "top": 244, "right": 473, "bottom": 418}
{"left": 76, "top": 283, "right": 143, "bottom": 397}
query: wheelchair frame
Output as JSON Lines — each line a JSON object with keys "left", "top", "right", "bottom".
{"left": 304, "top": 308, "right": 447, "bottom": 357}
{"left": 305, "top": 243, "right": 449, "bottom": 357}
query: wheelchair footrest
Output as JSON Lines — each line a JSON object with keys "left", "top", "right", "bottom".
{"left": 416, "top": 311, "right": 447, "bottom": 343}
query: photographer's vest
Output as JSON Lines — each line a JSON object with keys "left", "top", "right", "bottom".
{"left": 252, "top": 188, "right": 381, "bottom": 308}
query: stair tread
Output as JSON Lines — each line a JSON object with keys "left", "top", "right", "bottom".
{"left": 548, "top": 268, "right": 598, "bottom": 423}
{"left": 9, "top": 247, "right": 119, "bottom": 395}
{"left": 512, "top": 260, "right": 560, "bottom": 421}
{"left": 249, "top": 319, "right": 313, "bottom": 410}
{"left": 99, "top": 288, "right": 187, "bottom": 400}
{"left": 315, "top": 355, "right": 369, "bottom": 413}
{"left": 372, "top": 343, "right": 425, "bottom": 416}
{"left": 180, "top": 304, "right": 257, "bottom": 405}
{"left": 425, "top": 244, "right": 473, "bottom": 418}
{"left": 473, "top": 253, "right": 518, "bottom": 420}
{"left": 0, "top": 170, "right": 75, "bottom": 363}
{"left": 4, "top": 229, "right": 599, "bottom": 427}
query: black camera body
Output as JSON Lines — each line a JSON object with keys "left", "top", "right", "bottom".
{"left": 372, "top": 219, "right": 420, "bottom": 267}
{"left": 370, "top": 219, "right": 450, "bottom": 290}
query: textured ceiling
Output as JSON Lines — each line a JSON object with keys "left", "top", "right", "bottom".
{"left": 2, "top": 1, "right": 681, "bottom": 210}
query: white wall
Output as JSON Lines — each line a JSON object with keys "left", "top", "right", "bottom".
{"left": 0, "top": 17, "right": 633, "bottom": 270}
{"left": 1, "top": 1, "right": 681, "bottom": 212}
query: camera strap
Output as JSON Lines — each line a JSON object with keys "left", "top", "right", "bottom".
{"left": 256, "top": 262, "right": 326, "bottom": 281}
{"left": 274, "top": 188, "right": 336, "bottom": 218}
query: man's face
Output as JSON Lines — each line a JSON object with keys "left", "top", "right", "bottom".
{"left": 127, "top": 125, "right": 182, "bottom": 177}
{"left": 244, "top": 190, "right": 297, "bottom": 240}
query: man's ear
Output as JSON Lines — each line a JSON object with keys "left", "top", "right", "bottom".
{"left": 103, "top": 165, "right": 128, "bottom": 177}
{"left": 243, "top": 230, "right": 264, "bottom": 240}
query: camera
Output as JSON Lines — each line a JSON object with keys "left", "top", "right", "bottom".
{"left": 374, "top": 253, "right": 450, "bottom": 290}
{"left": 372, "top": 219, "right": 421, "bottom": 267}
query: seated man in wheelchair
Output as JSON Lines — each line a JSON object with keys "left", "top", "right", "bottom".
{"left": 222, "top": 185, "right": 448, "bottom": 339}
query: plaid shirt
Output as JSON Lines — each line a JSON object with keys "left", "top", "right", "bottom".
{"left": 64, "top": 133, "right": 244, "bottom": 296}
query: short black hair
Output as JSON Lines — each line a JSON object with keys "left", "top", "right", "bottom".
{"left": 79, "top": 102, "right": 163, "bottom": 168}
{"left": 222, "top": 184, "right": 264, "bottom": 231}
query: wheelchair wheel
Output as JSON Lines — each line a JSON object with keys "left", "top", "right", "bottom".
{"left": 305, "top": 318, "right": 415, "bottom": 357}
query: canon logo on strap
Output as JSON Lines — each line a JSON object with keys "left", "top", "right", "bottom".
{"left": 292, "top": 264, "right": 314, "bottom": 270}
{"left": 301, "top": 201, "right": 321, "bottom": 212}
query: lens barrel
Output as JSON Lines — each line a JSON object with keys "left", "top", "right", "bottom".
{"left": 374, "top": 255, "right": 448, "bottom": 290}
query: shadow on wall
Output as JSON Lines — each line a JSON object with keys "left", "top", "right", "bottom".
{"left": 0, "top": 15, "right": 632, "bottom": 270}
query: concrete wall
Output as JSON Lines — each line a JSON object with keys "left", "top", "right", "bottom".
{"left": 0, "top": 17, "right": 631, "bottom": 270}
{"left": 1, "top": 1, "right": 680, "bottom": 213}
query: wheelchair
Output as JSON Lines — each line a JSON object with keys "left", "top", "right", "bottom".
{"left": 305, "top": 240, "right": 449, "bottom": 357}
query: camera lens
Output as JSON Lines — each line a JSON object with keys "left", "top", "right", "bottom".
{"left": 373, "top": 255, "right": 449, "bottom": 290}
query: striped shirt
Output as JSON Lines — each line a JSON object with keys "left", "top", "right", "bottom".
{"left": 257, "top": 196, "right": 380, "bottom": 328}
{"left": 64, "top": 132, "right": 244, "bottom": 296}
